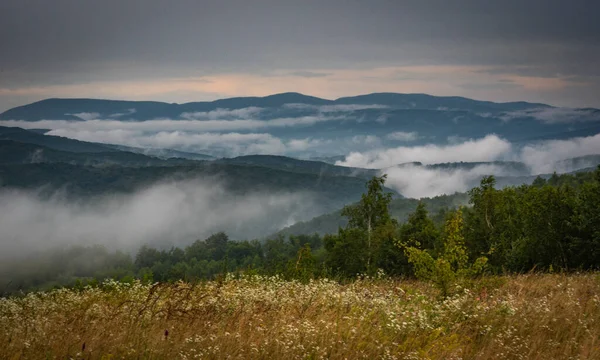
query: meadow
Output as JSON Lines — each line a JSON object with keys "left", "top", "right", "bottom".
{"left": 1, "top": 273, "right": 599, "bottom": 359}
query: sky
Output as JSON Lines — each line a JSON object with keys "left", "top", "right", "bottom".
{"left": 0, "top": 0, "right": 599, "bottom": 112}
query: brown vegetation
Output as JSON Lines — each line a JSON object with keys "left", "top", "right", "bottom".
{"left": 1, "top": 274, "right": 599, "bottom": 359}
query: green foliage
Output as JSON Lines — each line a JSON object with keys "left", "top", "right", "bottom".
{"left": 286, "top": 244, "right": 318, "bottom": 282}
{"left": 402, "top": 209, "right": 488, "bottom": 297}
{"left": 464, "top": 168, "right": 600, "bottom": 272}
{"left": 398, "top": 201, "right": 440, "bottom": 251}
{"left": 327, "top": 175, "right": 400, "bottom": 276}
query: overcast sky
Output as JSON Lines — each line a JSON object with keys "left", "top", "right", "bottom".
{"left": 1, "top": 0, "right": 599, "bottom": 112}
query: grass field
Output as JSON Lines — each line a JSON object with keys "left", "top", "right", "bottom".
{"left": 1, "top": 274, "right": 599, "bottom": 359}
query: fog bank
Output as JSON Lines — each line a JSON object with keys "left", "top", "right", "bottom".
{"left": 0, "top": 179, "right": 316, "bottom": 259}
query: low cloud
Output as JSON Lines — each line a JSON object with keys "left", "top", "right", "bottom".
{"left": 500, "top": 107, "right": 600, "bottom": 123}
{"left": 69, "top": 112, "right": 100, "bottom": 121}
{"left": 0, "top": 112, "right": 343, "bottom": 134}
{"left": 519, "top": 133, "right": 600, "bottom": 173}
{"left": 109, "top": 108, "right": 137, "bottom": 119}
{"left": 283, "top": 103, "right": 388, "bottom": 112}
{"left": 45, "top": 129, "right": 287, "bottom": 156}
{"left": 287, "top": 138, "right": 331, "bottom": 152}
{"left": 337, "top": 135, "right": 512, "bottom": 169}
{"left": 0, "top": 180, "right": 317, "bottom": 259}
{"left": 386, "top": 131, "right": 419, "bottom": 142}
{"left": 180, "top": 107, "right": 263, "bottom": 120}
{"left": 383, "top": 164, "right": 517, "bottom": 198}
{"left": 338, "top": 133, "right": 600, "bottom": 198}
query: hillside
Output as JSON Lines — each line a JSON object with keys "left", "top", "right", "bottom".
{"left": 0, "top": 126, "right": 116, "bottom": 153}
{"left": 0, "top": 140, "right": 196, "bottom": 167}
{"left": 275, "top": 166, "right": 600, "bottom": 237}
{"left": 0, "top": 92, "right": 552, "bottom": 121}
{"left": 276, "top": 192, "right": 469, "bottom": 237}
{"left": 216, "top": 155, "right": 377, "bottom": 178}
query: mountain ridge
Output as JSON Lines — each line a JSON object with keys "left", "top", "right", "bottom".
{"left": 0, "top": 92, "right": 563, "bottom": 121}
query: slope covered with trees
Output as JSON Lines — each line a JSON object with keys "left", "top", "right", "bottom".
{"left": 2, "top": 168, "right": 599, "bottom": 295}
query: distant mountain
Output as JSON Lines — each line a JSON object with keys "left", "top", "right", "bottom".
{"left": 0, "top": 92, "right": 553, "bottom": 121}
{"left": 0, "top": 140, "right": 197, "bottom": 167}
{"left": 0, "top": 93, "right": 330, "bottom": 121}
{"left": 0, "top": 126, "right": 116, "bottom": 153}
{"left": 216, "top": 155, "right": 376, "bottom": 178}
{"left": 0, "top": 99, "right": 178, "bottom": 121}
{"left": 334, "top": 93, "right": 549, "bottom": 112}
{"left": 102, "top": 144, "right": 214, "bottom": 161}
{"left": 309, "top": 155, "right": 347, "bottom": 164}
{"left": 186, "top": 92, "right": 330, "bottom": 111}
{"left": 3, "top": 94, "right": 599, "bottom": 157}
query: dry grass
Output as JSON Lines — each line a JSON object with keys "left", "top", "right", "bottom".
{"left": 1, "top": 273, "right": 599, "bottom": 359}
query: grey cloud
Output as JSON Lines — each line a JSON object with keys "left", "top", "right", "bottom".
{"left": 1, "top": 0, "right": 598, "bottom": 106}
{"left": 109, "top": 108, "right": 137, "bottom": 119}
{"left": 69, "top": 112, "right": 101, "bottom": 121}
{"left": 0, "top": 113, "right": 342, "bottom": 133}
{"left": 288, "top": 71, "right": 330, "bottom": 78}
{"left": 519, "top": 133, "right": 600, "bottom": 173}
{"left": 45, "top": 129, "right": 288, "bottom": 157}
{"left": 181, "top": 107, "right": 264, "bottom": 120}
{"left": 0, "top": 180, "right": 317, "bottom": 258}
{"left": 340, "top": 132, "right": 600, "bottom": 198}
{"left": 500, "top": 108, "right": 600, "bottom": 123}
{"left": 458, "top": 82, "right": 523, "bottom": 91}
{"left": 386, "top": 131, "right": 419, "bottom": 142}
{"left": 383, "top": 164, "right": 520, "bottom": 198}
{"left": 337, "top": 135, "right": 513, "bottom": 169}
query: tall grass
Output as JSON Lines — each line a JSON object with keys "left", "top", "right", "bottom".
{"left": 1, "top": 274, "right": 599, "bottom": 359}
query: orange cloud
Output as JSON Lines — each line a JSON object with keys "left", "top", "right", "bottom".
{"left": 0, "top": 65, "right": 589, "bottom": 106}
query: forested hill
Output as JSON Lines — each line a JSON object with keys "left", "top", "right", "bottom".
{"left": 0, "top": 93, "right": 551, "bottom": 121}
{"left": 2, "top": 167, "right": 599, "bottom": 295}
{"left": 0, "top": 140, "right": 197, "bottom": 167}
{"left": 0, "top": 126, "right": 213, "bottom": 160}
{"left": 276, "top": 192, "right": 470, "bottom": 237}
{"left": 0, "top": 125, "right": 117, "bottom": 153}
{"left": 216, "top": 155, "right": 377, "bottom": 178}
{"left": 275, "top": 170, "right": 599, "bottom": 237}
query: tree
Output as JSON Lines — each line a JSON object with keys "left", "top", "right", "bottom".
{"left": 570, "top": 167, "right": 600, "bottom": 269}
{"left": 286, "top": 244, "right": 317, "bottom": 282}
{"left": 401, "top": 208, "right": 488, "bottom": 297}
{"left": 135, "top": 245, "right": 163, "bottom": 270}
{"left": 326, "top": 175, "right": 398, "bottom": 276}
{"left": 341, "top": 175, "right": 396, "bottom": 273}
{"left": 398, "top": 201, "right": 439, "bottom": 252}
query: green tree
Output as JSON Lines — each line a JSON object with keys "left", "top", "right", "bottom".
{"left": 326, "top": 175, "right": 398, "bottom": 276}
{"left": 286, "top": 244, "right": 317, "bottom": 282}
{"left": 398, "top": 201, "right": 439, "bottom": 252}
{"left": 401, "top": 208, "right": 488, "bottom": 297}
{"left": 570, "top": 167, "right": 600, "bottom": 269}
{"left": 341, "top": 175, "right": 396, "bottom": 272}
